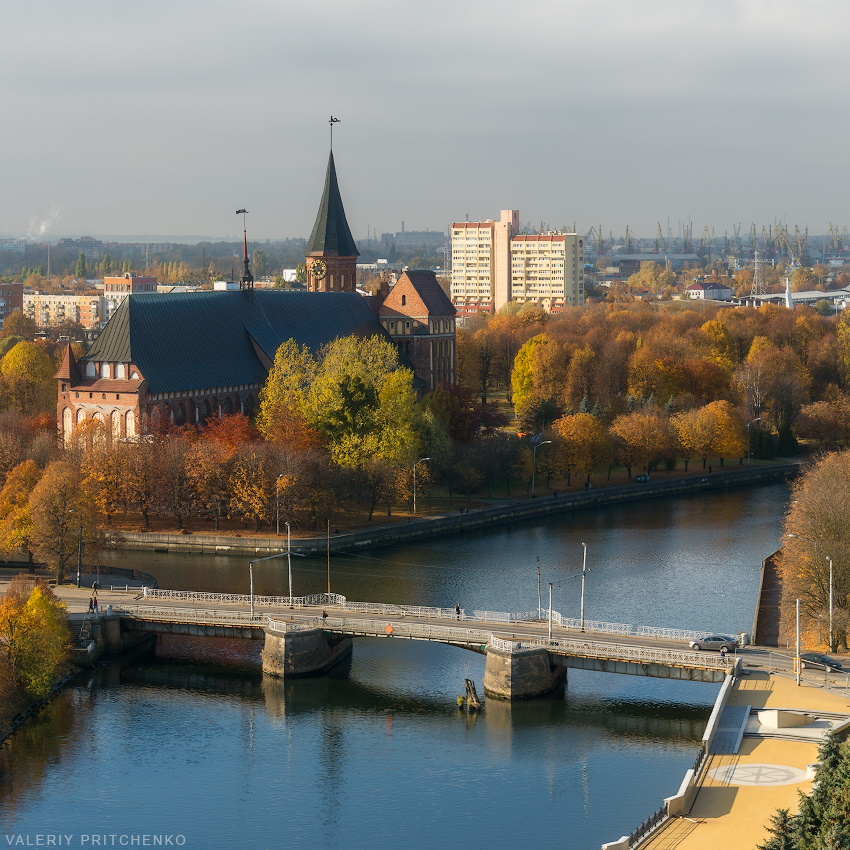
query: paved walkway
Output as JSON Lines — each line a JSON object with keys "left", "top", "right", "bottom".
{"left": 639, "top": 669, "right": 850, "bottom": 850}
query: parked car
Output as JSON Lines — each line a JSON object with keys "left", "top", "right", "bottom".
{"left": 689, "top": 635, "right": 739, "bottom": 652}
{"left": 800, "top": 653, "right": 843, "bottom": 672}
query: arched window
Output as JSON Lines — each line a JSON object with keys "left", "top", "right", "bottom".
{"left": 111, "top": 410, "right": 121, "bottom": 441}
{"left": 125, "top": 410, "right": 135, "bottom": 437}
{"left": 130, "top": 371, "right": 139, "bottom": 380}
{"left": 63, "top": 408, "right": 72, "bottom": 446}
{"left": 76, "top": 408, "right": 86, "bottom": 425}
{"left": 401, "top": 294, "right": 406, "bottom": 306}
{"left": 225, "top": 397, "right": 233, "bottom": 415}
{"left": 245, "top": 396, "right": 254, "bottom": 416}
{"left": 116, "top": 363, "right": 126, "bottom": 379}
{"left": 174, "top": 405, "right": 184, "bottom": 426}
{"left": 102, "top": 364, "right": 111, "bottom": 379}
{"left": 329, "top": 274, "right": 334, "bottom": 290}
{"left": 202, "top": 400, "right": 211, "bottom": 422}
{"left": 86, "top": 362, "right": 96, "bottom": 378}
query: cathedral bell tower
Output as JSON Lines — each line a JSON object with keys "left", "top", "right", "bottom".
{"left": 304, "top": 132, "right": 359, "bottom": 292}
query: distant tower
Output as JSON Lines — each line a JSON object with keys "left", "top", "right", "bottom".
{"left": 785, "top": 276, "right": 794, "bottom": 310}
{"left": 305, "top": 122, "right": 359, "bottom": 293}
{"left": 236, "top": 209, "right": 253, "bottom": 290}
{"left": 750, "top": 250, "right": 766, "bottom": 299}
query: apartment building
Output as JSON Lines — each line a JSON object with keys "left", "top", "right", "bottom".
{"left": 0, "top": 283, "right": 23, "bottom": 326}
{"left": 450, "top": 210, "right": 583, "bottom": 314}
{"left": 0, "top": 239, "right": 26, "bottom": 255}
{"left": 24, "top": 292, "right": 103, "bottom": 331}
{"left": 102, "top": 273, "right": 158, "bottom": 322}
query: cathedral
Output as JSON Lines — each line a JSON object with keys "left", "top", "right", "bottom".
{"left": 55, "top": 149, "right": 456, "bottom": 443}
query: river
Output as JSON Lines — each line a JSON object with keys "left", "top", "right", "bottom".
{"left": 0, "top": 482, "right": 789, "bottom": 849}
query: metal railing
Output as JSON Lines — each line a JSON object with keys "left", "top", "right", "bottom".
{"left": 114, "top": 606, "right": 265, "bottom": 625}
{"left": 298, "top": 616, "right": 492, "bottom": 646}
{"left": 140, "top": 587, "right": 709, "bottom": 644}
{"left": 487, "top": 634, "right": 729, "bottom": 671}
{"left": 629, "top": 804, "right": 666, "bottom": 847}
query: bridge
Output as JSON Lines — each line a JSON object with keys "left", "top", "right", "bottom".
{"left": 90, "top": 587, "right": 732, "bottom": 699}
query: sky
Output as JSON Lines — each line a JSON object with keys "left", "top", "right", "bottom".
{"left": 3, "top": 0, "right": 849, "bottom": 242}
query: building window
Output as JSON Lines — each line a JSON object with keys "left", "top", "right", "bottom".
{"left": 401, "top": 294, "right": 406, "bottom": 306}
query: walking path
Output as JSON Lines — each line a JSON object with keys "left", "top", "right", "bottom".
{"left": 636, "top": 668, "right": 850, "bottom": 850}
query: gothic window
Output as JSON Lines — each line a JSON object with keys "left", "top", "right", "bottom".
{"left": 202, "top": 400, "right": 211, "bottom": 422}
{"left": 116, "top": 363, "right": 126, "bottom": 379}
{"left": 225, "top": 397, "right": 234, "bottom": 415}
{"left": 76, "top": 409, "right": 86, "bottom": 425}
{"left": 86, "top": 362, "right": 96, "bottom": 378}
{"left": 111, "top": 410, "right": 121, "bottom": 441}
{"left": 62, "top": 408, "right": 72, "bottom": 446}
{"left": 401, "top": 294, "right": 406, "bottom": 306}
{"left": 175, "top": 405, "right": 184, "bottom": 426}
{"left": 126, "top": 410, "right": 135, "bottom": 437}
{"left": 102, "top": 364, "right": 111, "bottom": 379}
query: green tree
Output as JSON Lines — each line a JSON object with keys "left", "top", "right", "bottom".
{"left": 102, "top": 253, "right": 112, "bottom": 275}
{"left": 252, "top": 248, "right": 266, "bottom": 278}
{"left": 75, "top": 253, "right": 87, "bottom": 279}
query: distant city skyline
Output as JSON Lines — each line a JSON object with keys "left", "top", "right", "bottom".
{"left": 3, "top": 1, "right": 849, "bottom": 242}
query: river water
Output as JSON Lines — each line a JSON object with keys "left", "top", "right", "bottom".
{"left": 0, "top": 482, "right": 789, "bottom": 849}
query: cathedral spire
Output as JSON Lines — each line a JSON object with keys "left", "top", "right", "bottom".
{"left": 304, "top": 151, "right": 360, "bottom": 259}
{"left": 236, "top": 208, "right": 253, "bottom": 290}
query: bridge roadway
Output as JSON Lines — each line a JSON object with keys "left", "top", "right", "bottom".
{"left": 69, "top": 586, "right": 731, "bottom": 689}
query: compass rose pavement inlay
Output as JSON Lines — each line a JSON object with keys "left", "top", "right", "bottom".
{"left": 708, "top": 763, "right": 809, "bottom": 786}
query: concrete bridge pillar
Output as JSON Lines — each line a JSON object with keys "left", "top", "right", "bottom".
{"left": 101, "top": 615, "right": 123, "bottom": 654}
{"left": 261, "top": 626, "right": 352, "bottom": 678}
{"left": 483, "top": 646, "right": 566, "bottom": 700}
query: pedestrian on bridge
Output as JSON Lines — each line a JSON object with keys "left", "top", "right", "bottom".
{"left": 455, "top": 603, "right": 461, "bottom": 621}
{"left": 720, "top": 645, "right": 728, "bottom": 665}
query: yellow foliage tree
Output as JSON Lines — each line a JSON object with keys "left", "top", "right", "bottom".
{"left": 553, "top": 413, "right": 609, "bottom": 486}
{"left": 609, "top": 408, "right": 671, "bottom": 478}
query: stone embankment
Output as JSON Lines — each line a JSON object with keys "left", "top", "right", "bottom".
{"left": 114, "top": 462, "right": 801, "bottom": 557}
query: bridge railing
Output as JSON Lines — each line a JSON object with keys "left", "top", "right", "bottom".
{"left": 292, "top": 616, "right": 492, "bottom": 646}
{"left": 142, "top": 587, "right": 708, "bottom": 643}
{"left": 114, "top": 606, "right": 265, "bottom": 625}
{"left": 488, "top": 635, "right": 729, "bottom": 671}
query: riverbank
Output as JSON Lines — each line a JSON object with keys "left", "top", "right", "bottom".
{"left": 114, "top": 462, "right": 802, "bottom": 557}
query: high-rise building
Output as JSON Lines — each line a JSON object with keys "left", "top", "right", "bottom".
{"left": 451, "top": 210, "right": 584, "bottom": 314}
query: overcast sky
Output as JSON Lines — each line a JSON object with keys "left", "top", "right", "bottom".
{"left": 3, "top": 0, "right": 848, "bottom": 242}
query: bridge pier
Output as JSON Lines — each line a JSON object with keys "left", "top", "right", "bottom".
{"left": 262, "top": 626, "right": 352, "bottom": 678}
{"left": 483, "top": 646, "right": 566, "bottom": 700}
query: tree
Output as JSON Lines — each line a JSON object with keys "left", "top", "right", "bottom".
{"left": 756, "top": 808, "right": 796, "bottom": 850}
{"left": 778, "top": 452, "right": 850, "bottom": 651}
{"left": 705, "top": 400, "right": 747, "bottom": 466}
{"left": 186, "top": 439, "right": 232, "bottom": 530}
{"left": 101, "top": 253, "right": 112, "bottom": 275}
{"left": 0, "top": 311, "right": 37, "bottom": 340}
{"left": 0, "top": 576, "right": 70, "bottom": 697}
{"left": 75, "top": 253, "right": 87, "bottom": 280}
{"left": 0, "top": 341, "right": 56, "bottom": 415}
{"left": 28, "top": 461, "right": 100, "bottom": 585}
{"left": 553, "top": 413, "right": 610, "bottom": 486}
{"left": 252, "top": 248, "right": 266, "bottom": 278}
{"left": 230, "top": 444, "right": 276, "bottom": 530}
{"left": 609, "top": 408, "right": 671, "bottom": 477}
{"left": 0, "top": 459, "right": 42, "bottom": 565}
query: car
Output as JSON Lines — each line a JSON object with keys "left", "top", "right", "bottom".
{"left": 689, "top": 635, "right": 739, "bottom": 652}
{"left": 800, "top": 653, "right": 843, "bottom": 672}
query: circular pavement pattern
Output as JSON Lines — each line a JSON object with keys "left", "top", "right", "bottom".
{"left": 708, "top": 763, "right": 809, "bottom": 786}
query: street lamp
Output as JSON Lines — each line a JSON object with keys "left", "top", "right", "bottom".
{"left": 413, "top": 457, "right": 430, "bottom": 516}
{"left": 531, "top": 440, "right": 552, "bottom": 496}
{"left": 276, "top": 474, "right": 284, "bottom": 537}
{"left": 249, "top": 560, "right": 255, "bottom": 618}
{"left": 827, "top": 556, "right": 834, "bottom": 653}
{"left": 580, "top": 542, "right": 588, "bottom": 632}
{"left": 548, "top": 582, "right": 553, "bottom": 640}
{"left": 285, "top": 521, "right": 292, "bottom": 603}
{"left": 76, "top": 508, "right": 82, "bottom": 588}
{"left": 747, "top": 417, "right": 761, "bottom": 465}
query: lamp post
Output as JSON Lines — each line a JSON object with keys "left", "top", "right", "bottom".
{"left": 276, "top": 474, "right": 284, "bottom": 537}
{"left": 76, "top": 508, "right": 83, "bottom": 588}
{"left": 286, "top": 521, "right": 292, "bottom": 603}
{"left": 548, "top": 582, "right": 553, "bottom": 640}
{"left": 531, "top": 440, "right": 552, "bottom": 496}
{"left": 796, "top": 597, "right": 801, "bottom": 686}
{"left": 827, "top": 556, "right": 834, "bottom": 653}
{"left": 249, "top": 560, "right": 255, "bottom": 618}
{"left": 580, "top": 542, "right": 588, "bottom": 632}
{"left": 747, "top": 417, "right": 761, "bottom": 465}
{"left": 413, "top": 457, "right": 430, "bottom": 516}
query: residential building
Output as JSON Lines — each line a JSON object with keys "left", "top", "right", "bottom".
{"left": 102, "top": 273, "right": 158, "bottom": 322}
{"left": 451, "top": 210, "right": 584, "bottom": 314}
{"left": 0, "top": 282, "right": 23, "bottom": 326}
{"left": 686, "top": 276, "right": 732, "bottom": 301}
{"left": 25, "top": 292, "right": 103, "bottom": 331}
{"left": 57, "top": 237, "right": 104, "bottom": 261}
{"left": 0, "top": 239, "right": 26, "bottom": 255}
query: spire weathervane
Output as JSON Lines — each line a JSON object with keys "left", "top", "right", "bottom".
{"left": 329, "top": 116, "right": 340, "bottom": 150}
{"left": 235, "top": 208, "right": 253, "bottom": 290}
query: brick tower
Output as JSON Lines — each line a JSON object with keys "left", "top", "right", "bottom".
{"left": 304, "top": 151, "right": 359, "bottom": 292}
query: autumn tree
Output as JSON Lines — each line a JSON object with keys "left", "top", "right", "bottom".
{"left": 28, "top": 461, "right": 100, "bottom": 584}
{"left": 553, "top": 413, "right": 610, "bottom": 486}
{"left": 0, "top": 460, "right": 42, "bottom": 565}
{"left": 778, "top": 452, "right": 850, "bottom": 651}
{"left": 609, "top": 408, "right": 672, "bottom": 478}
{"left": 0, "top": 341, "right": 56, "bottom": 415}
{"left": 0, "top": 575, "right": 70, "bottom": 697}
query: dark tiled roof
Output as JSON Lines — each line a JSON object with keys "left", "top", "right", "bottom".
{"left": 304, "top": 151, "right": 360, "bottom": 258}
{"left": 55, "top": 344, "right": 80, "bottom": 381}
{"left": 82, "top": 290, "right": 420, "bottom": 394}
{"left": 400, "top": 270, "right": 456, "bottom": 316}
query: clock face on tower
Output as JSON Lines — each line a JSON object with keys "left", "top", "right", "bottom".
{"left": 311, "top": 260, "right": 327, "bottom": 281}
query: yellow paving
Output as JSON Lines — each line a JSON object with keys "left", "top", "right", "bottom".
{"left": 641, "top": 670, "right": 850, "bottom": 850}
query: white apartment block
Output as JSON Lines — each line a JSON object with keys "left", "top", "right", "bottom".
{"left": 0, "top": 239, "right": 26, "bottom": 255}
{"left": 451, "top": 210, "right": 583, "bottom": 314}
{"left": 24, "top": 292, "right": 103, "bottom": 331}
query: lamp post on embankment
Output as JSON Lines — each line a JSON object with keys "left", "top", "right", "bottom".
{"left": 413, "top": 457, "right": 430, "bottom": 516}
{"left": 531, "top": 440, "right": 551, "bottom": 496}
